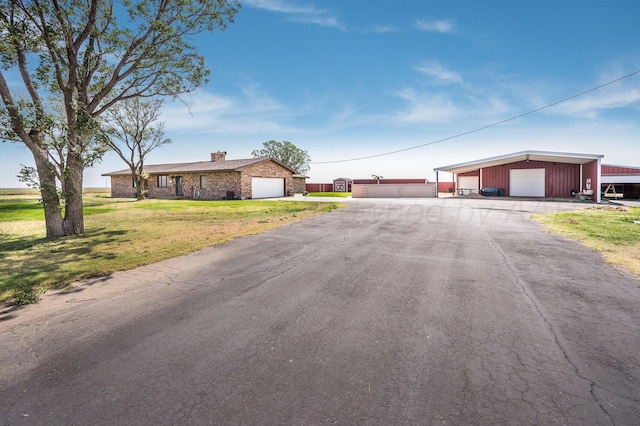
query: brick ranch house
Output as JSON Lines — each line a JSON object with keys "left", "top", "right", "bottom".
{"left": 103, "top": 151, "right": 305, "bottom": 199}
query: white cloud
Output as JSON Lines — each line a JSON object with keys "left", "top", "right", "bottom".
{"left": 476, "top": 95, "right": 512, "bottom": 118}
{"left": 552, "top": 88, "right": 640, "bottom": 118}
{"left": 160, "top": 88, "right": 297, "bottom": 135}
{"left": 416, "top": 19, "right": 455, "bottom": 33}
{"left": 372, "top": 25, "right": 398, "bottom": 34}
{"left": 392, "top": 89, "right": 459, "bottom": 124}
{"left": 241, "top": 84, "right": 283, "bottom": 112}
{"left": 391, "top": 63, "right": 515, "bottom": 125}
{"left": 489, "top": 62, "right": 640, "bottom": 119}
{"left": 555, "top": 64, "right": 640, "bottom": 117}
{"left": 415, "top": 61, "right": 463, "bottom": 84}
{"left": 161, "top": 93, "right": 234, "bottom": 128}
{"left": 244, "top": 0, "right": 341, "bottom": 28}
{"left": 325, "top": 103, "right": 388, "bottom": 132}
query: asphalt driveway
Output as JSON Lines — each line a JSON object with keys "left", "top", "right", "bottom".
{"left": 1, "top": 198, "right": 639, "bottom": 425}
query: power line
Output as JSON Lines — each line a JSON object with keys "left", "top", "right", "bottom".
{"left": 311, "top": 69, "right": 640, "bottom": 165}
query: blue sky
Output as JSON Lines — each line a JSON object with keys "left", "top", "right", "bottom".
{"left": 2, "top": 0, "right": 640, "bottom": 187}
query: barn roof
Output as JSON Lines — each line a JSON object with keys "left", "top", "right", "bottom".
{"left": 434, "top": 150, "right": 604, "bottom": 174}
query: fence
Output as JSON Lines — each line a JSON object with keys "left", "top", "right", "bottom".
{"left": 352, "top": 183, "right": 437, "bottom": 198}
{"left": 306, "top": 183, "right": 335, "bottom": 192}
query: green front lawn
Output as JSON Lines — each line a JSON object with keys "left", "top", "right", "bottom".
{"left": 533, "top": 205, "right": 640, "bottom": 279}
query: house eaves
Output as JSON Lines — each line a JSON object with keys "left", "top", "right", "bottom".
{"left": 102, "top": 158, "right": 295, "bottom": 177}
{"left": 235, "top": 157, "right": 298, "bottom": 174}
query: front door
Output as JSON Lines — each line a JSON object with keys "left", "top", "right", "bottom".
{"left": 175, "top": 176, "right": 183, "bottom": 196}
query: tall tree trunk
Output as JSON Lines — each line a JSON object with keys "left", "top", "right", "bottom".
{"left": 135, "top": 174, "right": 147, "bottom": 200}
{"left": 62, "top": 153, "right": 85, "bottom": 235}
{"left": 32, "top": 146, "right": 65, "bottom": 238}
{"left": 131, "top": 165, "right": 145, "bottom": 200}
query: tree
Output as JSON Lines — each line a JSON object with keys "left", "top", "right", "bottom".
{"left": 252, "top": 140, "right": 311, "bottom": 175}
{"left": 372, "top": 174, "right": 384, "bottom": 184}
{"left": 103, "top": 98, "right": 170, "bottom": 200}
{"left": 0, "top": 0, "right": 240, "bottom": 237}
{"left": 16, "top": 97, "right": 106, "bottom": 197}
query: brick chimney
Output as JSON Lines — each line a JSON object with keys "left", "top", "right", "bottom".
{"left": 211, "top": 151, "right": 227, "bottom": 161}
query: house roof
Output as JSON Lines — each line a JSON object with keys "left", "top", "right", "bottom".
{"left": 102, "top": 157, "right": 296, "bottom": 176}
{"left": 434, "top": 150, "right": 604, "bottom": 174}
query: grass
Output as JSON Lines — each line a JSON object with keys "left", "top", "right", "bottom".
{"left": 0, "top": 188, "right": 42, "bottom": 196}
{"left": 306, "top": 192, "right": 352, "bottom": 197}
{"left": 532, "top": 205, "right": 640, "bottom": 279}
{"left": 0, "top": 187, "right": 111, "bottom": 196}
{"left": 0, "top": 195, "right": 344, "bottom": 304}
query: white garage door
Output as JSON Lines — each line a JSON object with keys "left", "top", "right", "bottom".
{"left": 252, "top": 177, "right": 285, "bottom": 199}
{"left": 458, "top": 176, "right": 479, "bottom": 194}
{"left": 510, "top": 169, "right": 545, "bottom": 197}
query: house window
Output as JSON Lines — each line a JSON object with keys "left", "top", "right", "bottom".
{"left": 200, "top": 175, "right": 206, "bottom": 189}
{"left": 157, "top": 175, "right": 169, "bottom": 188}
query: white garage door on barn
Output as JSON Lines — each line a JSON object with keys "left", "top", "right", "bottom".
{"left": 251, "top": 177, "right": 285, "bottom": 199}
{"left": 510, "top": 169, "right": 545, "bottom": 197}
{"left": 458, "top": 176, "right": 479, "bottom": 194}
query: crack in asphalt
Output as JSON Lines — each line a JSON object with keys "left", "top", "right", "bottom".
{"left": 478, "top": 227, "right": 617, "bottom": 426}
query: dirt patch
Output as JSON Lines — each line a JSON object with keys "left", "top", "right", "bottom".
{"left": 559, "top": 218, "right": 580, "bottom": 225}
{"left": 458, "top": 193, "right": 485, "bottom": 199}
{"left": 586, "top": 206, "right": 628, "bottom": 212}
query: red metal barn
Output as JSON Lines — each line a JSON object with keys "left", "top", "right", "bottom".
{"left": 434, "top": 151, "right": 604, "bottom": 202}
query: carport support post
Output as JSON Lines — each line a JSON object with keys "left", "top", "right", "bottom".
{"left": 580, "top": 164, "right": 583, "bottom": 193}
{"left": 453, "top": 173, "right": 457, "bottom": 195}
{"left": 597, "top": 158, "right": 602, "bottom": 203}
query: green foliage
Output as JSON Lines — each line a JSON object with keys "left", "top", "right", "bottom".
{"left": 103, "top": 98, "right": 170, "bottom": 200}
{"left": 16, "top": 165, "right": 40, "bottom": 189}
{"left": 252, "top": 140, "right": 312, "bottom": 175}
{"left": 11, "top": 282, "right": 42, "bottom": 306}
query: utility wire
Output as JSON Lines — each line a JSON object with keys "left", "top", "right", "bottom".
{"left": 311, "top": 69, "right": 640, "bottom": 165}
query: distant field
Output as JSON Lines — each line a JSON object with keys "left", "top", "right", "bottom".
{"left": 0, "top": 195, "right": 343, "bottom": 304}
{"left": 0, "top": 187, "right": 111, "bottom": 196}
